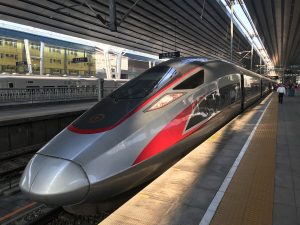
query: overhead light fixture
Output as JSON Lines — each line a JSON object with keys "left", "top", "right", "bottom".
{"left": 217, "top": 0, "right": 274, "bottom": 71}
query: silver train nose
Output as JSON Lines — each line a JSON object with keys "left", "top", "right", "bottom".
{"left": 20, "top": 154, "right": 89, "bottom": 206}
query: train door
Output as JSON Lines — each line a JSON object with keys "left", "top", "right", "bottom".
{"left": 240, "top": 74, "right": 245, "bottom": 111}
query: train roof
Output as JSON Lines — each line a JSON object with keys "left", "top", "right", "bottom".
{"left": 161, "top": 57, "right": 274, "bottom": 82}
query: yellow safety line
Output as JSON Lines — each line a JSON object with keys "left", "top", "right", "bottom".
{"left": 210, "top": 95, "right": 278, "bottom": 225}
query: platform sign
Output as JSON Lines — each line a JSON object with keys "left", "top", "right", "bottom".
{"left": 72, "top": 57, "right": 88, "bottom": 63}
{"left": 159, "top": 51, "right": 180, "bottom": 59}
{"left": 16, "top": 61, "right": 28, "bottom": 66}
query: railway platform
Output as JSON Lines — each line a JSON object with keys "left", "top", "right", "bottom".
{"left": 0, "top": 101, "right": 96, "bottom": 123}
{"left": 0, "top": 100, "right": 97, "bottom": 161}
{"left": 100, "top": 90, "right": 300, "bottom": 225}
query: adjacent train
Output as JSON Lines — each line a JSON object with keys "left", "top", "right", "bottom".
{"left": 20, "top": 57, "right": 274, "bottom": 208}
{"left": 0, "top": 74, "right": 98, "bottom": 89}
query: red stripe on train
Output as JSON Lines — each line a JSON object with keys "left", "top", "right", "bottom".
{"left": 132, "top": 96, "right": 215, "bottom": 165}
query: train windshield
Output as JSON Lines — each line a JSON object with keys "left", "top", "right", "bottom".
{"left": 110, "top": 65, "right": 177, "bottom": 99}
{"left": 70, "top": 65, "right": 178, "bottom": 131}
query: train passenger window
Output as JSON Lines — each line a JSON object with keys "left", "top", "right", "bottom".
{"left": 8, "top": 82, "right": 14, "bottom": 88}
{"left": 219, "top": 84, "right": 240, "bottom": 107}
{"left": 244, "top": 75, "right": 260, "bottom": 97}
{"left": 261, "top": 79, "right": 271, "bottom": 94}
{"left": 26, "top": 86, "right": 39, "bottom": 89}
{"left": 218, "top": 75, "right": 241, "bottom": 109}
{"left": 173, "top": 70, "right": 204, "bottom": 90}
{"left": 185, "top": 91, "right": 219, "bottom": 131}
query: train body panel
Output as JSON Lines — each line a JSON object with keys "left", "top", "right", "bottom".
{"left": 20, "top": 57, "right": 274, "bottom": 207}
{"left": 84, "top": 88, "right": 242, "bottom": 203}
{"left": 20, "top": 154, "right": 89, "bottom": 205}
{"left": 0, "top": 75, "right": 98, "bottom": 88}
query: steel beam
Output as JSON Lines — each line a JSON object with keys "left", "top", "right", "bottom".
{"left": 64, "top": 48, "right": 67, "bottom": 74}
{"left": 109, "top": 0, "right": 117, "bottom": 31}
{"left": 118, "top": 0, "right": 143, "bottom": 26}
{"left": 116, "top": 52, "right": 122, "bottom": 79}
{"left": 40, "top": 42, "right": 44, "bottom": 75}
{"left": 250, "top": 42, "right": 253, "bottom": 70}
{"left": 104, "top": 49, "right": 112, "bottom": 79}
{"left": 230, "top": 0, "right": 234, "bottom": 62}
{"left": 24, "top": 39, "right": 32, "bottom": 74}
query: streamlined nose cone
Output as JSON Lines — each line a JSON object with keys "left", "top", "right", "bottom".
{"left": 20, "top": 154, "right": 89, "bottom": 206}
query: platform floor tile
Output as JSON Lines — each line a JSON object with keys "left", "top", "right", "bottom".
{"left": 210, "top": 95, "right": 277, "bottom": 225}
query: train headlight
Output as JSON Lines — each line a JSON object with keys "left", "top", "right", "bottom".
{"left": 146, "top": 92, "right": 185, "bottom": 111}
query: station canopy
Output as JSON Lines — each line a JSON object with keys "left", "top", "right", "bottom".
{"left": 244, "top": 0, "right": 300, "bottom": 70}
{"left": 1, "top": 0, "right": 298, "bottom": 71}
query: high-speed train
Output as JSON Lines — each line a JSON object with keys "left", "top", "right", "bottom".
{"left": 20, "top": 57, "right": 274, "bottom": 207}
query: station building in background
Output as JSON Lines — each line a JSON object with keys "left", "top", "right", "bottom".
{"left": 0, "top": 28, "right": 153, "bottom": 79}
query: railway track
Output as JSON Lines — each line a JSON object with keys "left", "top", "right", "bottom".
{"left": 0, "top": 144, "right": 44, "bottom": 195}
{"left": 0, "top": 143, "right": 44, "bottom": 162}
{"left": 0, "top": 147, "right": 139, "bottom": 224}
{"left": 1, "top": 203, "right": 61, "bottom": 225}
{"left": 0, "top": 153, "right": 33, "bottom": 176}
{"left": 0, "top": 153, "right": 34, "bottom": 196}
{"left": 0, "top": 149, "right": 115, "bottom": 225}
{"left": 1, "top": 202, "right": 112, "bottom": 225}
{"left": 0, "top": 182, "right": 145, "bottom": 225}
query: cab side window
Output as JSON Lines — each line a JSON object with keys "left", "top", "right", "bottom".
{"left": 174, "top": 70, "right": 204, "bottom": 90}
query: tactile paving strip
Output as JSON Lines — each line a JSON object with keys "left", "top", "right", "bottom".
{"left": 210, "top": 95, "right": 278, "bottom": 225}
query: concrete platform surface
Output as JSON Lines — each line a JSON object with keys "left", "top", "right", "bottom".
{"left": 0, "top": 101, "right": 96, "bottom": 122}
{"left": 273, "top": 90, "right": 300, "bottom": 225}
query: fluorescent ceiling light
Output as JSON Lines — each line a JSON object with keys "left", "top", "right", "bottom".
{"left": 218, "top": 0, "right": 274, "bottom": 69}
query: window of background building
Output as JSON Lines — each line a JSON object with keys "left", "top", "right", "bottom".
{"left": 4, "top": 40, "right": 12, "bottom": 46}
{"left": 8, "top": 82, "right": 14, "bottom": 88}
